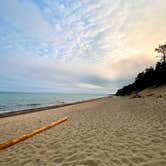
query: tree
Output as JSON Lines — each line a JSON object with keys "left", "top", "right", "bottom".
{"left": 155, "top": 44, "right": 166, "bottom": 63}
{"left": 116, "top": 44, "right": 166, "bottom": 96}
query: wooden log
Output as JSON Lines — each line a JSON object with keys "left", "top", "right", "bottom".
{"left": 0, "top": 117, "right": 68, "bottom": 150}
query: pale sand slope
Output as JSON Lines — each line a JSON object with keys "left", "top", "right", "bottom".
{"left": 0, "top": 96, "right": 166, "bottom": 166}
{"left": 138, "top": 85, "right": 166, "bottom": 98}
{"left": 130, "top": 85, "right": 166, "bottom": 99}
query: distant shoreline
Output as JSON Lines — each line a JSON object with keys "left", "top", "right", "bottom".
{"left": 0, "top": 96, "right": 109, "bottom": 118}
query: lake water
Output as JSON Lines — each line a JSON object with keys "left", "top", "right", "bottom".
{"left": 0, "top": 92, "right": 106, "bottom": 114}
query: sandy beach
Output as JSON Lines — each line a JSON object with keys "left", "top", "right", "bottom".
{"left": 0, "top": 94, "right": 166, "bottom": 166}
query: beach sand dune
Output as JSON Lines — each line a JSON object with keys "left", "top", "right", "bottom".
{"left": 0, "top": 96, "right": 166, "bottom": 166}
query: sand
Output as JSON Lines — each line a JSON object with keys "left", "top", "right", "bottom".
{"left": 0, "top": 95, "right": 166, "bottom": 166}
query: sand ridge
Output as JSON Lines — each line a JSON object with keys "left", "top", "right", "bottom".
{"left": 0, "top": 96, "right": 166, "bottom": 166}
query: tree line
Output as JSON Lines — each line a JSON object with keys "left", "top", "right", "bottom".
{"left": 116, "top": 44, "right": 166, "bottom": 96}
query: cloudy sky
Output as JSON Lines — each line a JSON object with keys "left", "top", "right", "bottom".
{"left": 0, "top": 0, "right": 166, "bottom": 93}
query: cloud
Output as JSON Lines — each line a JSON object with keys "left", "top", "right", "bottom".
{"left": 126, "top": 0, "right": 166, "bottom": 53}
{"left": 75, "top": 83, "right": 104, "bottom": 90}
{"left": 99, "top": 54, "right": 155, "bottom": 81}
{"left": 0, "top": 0, "right": 166, "bottom": 93}
{"left": 0, "top": 0, "right": 54, "bottom": 41}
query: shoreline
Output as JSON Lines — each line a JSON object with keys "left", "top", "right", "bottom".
{"left": 0, "top": 95, "right": 166, "bottom": 165}
{"left": 0, "top": 96, "right": 109, "bottom": 118}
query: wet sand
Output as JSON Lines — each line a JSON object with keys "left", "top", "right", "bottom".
{"left": 0, "top": 96, "right": 166, "bottom": 166}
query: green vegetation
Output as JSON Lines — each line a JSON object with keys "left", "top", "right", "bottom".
{"left": 116, "top": 44, "right": 166, "bottom": 96}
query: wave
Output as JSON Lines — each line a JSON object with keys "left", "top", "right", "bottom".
{"left": 0, "top": 105, "right": 7, "bottom": 109}
{"left": 26, "top": 103, "right": 42, "bottom": 107}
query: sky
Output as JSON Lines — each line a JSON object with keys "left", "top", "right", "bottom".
{"left": 0, "top": 0, "right": 166, "bottom": 93}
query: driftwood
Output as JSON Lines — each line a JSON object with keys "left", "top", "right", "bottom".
{"left": 0, "top": 117, "right": 68, "bottom": 150}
